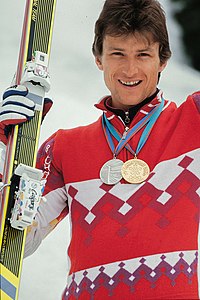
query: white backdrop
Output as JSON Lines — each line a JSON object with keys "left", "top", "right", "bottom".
{"left": 0, "top": 1, "right": 199, "bottom": 299}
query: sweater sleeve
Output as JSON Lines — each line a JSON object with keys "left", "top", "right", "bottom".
{"left": 192, "top": 91, "right": 200, "bottom": 114}
{"left": 25, "top": 131, "right": 69, "bottom": 257}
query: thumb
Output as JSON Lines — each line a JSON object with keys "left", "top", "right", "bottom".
{"left": 42, "top": 98, "right": 53, "bottom": 120}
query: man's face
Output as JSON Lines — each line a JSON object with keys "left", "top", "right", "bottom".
{"left": 95, "top": 32, "right": 167, "bottom": 109}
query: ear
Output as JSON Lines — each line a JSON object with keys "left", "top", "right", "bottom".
{"left": 159, "top": 61, "right": 167, "bottom": 73}
{"left": 95, "top": 56, "right": 103, "bottom": 71}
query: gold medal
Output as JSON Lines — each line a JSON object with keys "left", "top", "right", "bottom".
{"left": 121, "top": 158, "right": 150, "bottom": 184}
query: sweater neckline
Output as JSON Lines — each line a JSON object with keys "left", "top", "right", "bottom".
{"left": 104, "top": 89, "right": 159, "bottom": 124}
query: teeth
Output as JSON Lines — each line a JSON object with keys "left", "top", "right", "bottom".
{"left": 120, "top": 80, "right": 140, "bottom": 86}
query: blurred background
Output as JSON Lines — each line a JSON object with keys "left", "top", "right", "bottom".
{"left": 0, "top": 0, "right": 199, "bottom": 299}
{"left": 170, "top": 0, "right": 200, "bottom": 72}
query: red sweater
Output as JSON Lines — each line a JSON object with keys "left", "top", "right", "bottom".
{"left": 26, "top": 92, "right": 200, "bottom": 299}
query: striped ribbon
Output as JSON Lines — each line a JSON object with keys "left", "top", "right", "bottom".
{"left": 102, "top": 96, "right": 165, "bottom": 157}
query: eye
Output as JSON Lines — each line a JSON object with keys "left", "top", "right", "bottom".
{"left": 138, "top": 52, "right": 150, "bottom": 57}
{"left": 111, "top": 51, "right": 124, "bottom": 56}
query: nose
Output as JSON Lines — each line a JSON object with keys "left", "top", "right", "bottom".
{"left": 122, "top": 58, "right": 139, "bottom": 77}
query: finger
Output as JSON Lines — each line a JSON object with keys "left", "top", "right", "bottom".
{"left": 0, "top": 112, "right": 28, "bottom": 126}
{"left": 0, "top": 103, "right": 35, "bottom": 118}
{"left": 2, "top": 95, "right": 35, "bottom": 110}
{"left": 3, "top": 85, "right": 28, "bottom": 100}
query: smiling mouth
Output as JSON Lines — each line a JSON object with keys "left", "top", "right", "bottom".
{"left": 119, "top": 79, "right": 142, "bottom": 87}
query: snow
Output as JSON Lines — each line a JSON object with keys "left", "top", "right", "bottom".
{"left": 0, "top": 1, "right": 199, "bottom": 299}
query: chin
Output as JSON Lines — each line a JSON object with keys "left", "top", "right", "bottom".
{"left": 124, "top": 99, "right": 143, "bottom": 107}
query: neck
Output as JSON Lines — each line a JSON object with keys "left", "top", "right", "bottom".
{"left": 105, "top": 89, "right": 159, "bottom": 124}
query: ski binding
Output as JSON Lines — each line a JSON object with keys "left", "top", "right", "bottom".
{"left": 10, "top": 163, "right": 44, "bottom": 230}
{"left": 20, "top": 50, "right": 50, "bottom": 92}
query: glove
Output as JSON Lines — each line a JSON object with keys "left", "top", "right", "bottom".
{"left": 0, "top": 85, "right": 53, "bottom": 145}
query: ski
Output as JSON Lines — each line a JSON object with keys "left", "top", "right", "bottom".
{"left": 0, "top": 1, "right": 57, "bottom": 299}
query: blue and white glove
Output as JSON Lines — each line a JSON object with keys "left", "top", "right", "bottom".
{"left": 0, "top": 85, "right": 52, "bottom": 145}
{"left": 0, "top": 85, "right": 52, "bottom": 179}
{"left": 1, "top": 85, "right": 35, "bottom": 123}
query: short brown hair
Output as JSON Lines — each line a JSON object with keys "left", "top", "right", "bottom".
{"left": 92, "top": 0, "right": 171, "bottom": 64}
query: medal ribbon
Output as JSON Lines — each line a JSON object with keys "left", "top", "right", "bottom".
{"left": 102, "top": 96, "right": 165, "bottom": 157}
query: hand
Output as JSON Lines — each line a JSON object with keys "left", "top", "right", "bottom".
{"left": 0, "top": 85, "right": 53, "bottom": 145}
{"left": 0, "top": 85, "right": 35, "bottom": 126}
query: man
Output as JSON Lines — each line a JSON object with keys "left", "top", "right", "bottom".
{"left": 0, "top": 0, "right": 200, "bottom": 299}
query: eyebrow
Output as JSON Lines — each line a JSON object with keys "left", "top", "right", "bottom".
{"left": 107, "top": 46, "right": 155, "bottom": 52}
{"left": 137, "top": 47, "right": 154, "bottom": 52}
{"left": 107, "top": 47, "right": 125, "bottom": 51}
